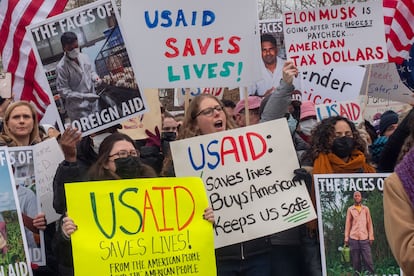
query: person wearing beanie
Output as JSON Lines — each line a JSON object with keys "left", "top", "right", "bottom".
{"left": 369, "top": 110, "right": 399, "bottom": 167}
{"left": 297, "top": 101, "right": 318, "bottom": 143}
{"left": 379, "top": 110, "right": 399, "bottom": 137}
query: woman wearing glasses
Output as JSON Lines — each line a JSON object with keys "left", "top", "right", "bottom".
{"left": 160, "top": 60, "right": 299, "bottom": 276}
{"left": 54, "top": 131, "right": 214, "bottom": 276}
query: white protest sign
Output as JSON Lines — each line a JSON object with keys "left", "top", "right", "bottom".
{"left": 121, "top": 0, "right": 261, "bottom": 88}
{"left": 361, "top": 63, "right": 414, "bottom": 104}
{"left": 9, "top": 147, "right": 46, "bottom": 266}
{"left": 362, "top": 94, "right": 410, "bottom": 122}
{"left": 300, "top": 66, "right": 366, "bottom": 104}
{"left": 33, "top": 138, "right": 64, "bottom": 224}
{"left": 170, "top": 119, "right": 316, "bottom": 248}
{"left": 316, "top": 100, "right": 363, "bottom": 124}
{"left": 174, "top": 87, "right": 224, "bottom": 107}
{"left": 283, "top": 1, "right": 387, "bottom": 69}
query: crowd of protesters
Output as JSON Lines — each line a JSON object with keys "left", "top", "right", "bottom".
{"left": 0, "top": 34, "right": 413, "bottom": 276}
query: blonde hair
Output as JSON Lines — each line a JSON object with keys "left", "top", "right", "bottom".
{"left": 3, "top": 101, "right": 40, "bottom": 146}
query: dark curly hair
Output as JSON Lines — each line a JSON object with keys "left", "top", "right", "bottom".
{"left": 305, "top": 116, "right": 368, "bottom": 162}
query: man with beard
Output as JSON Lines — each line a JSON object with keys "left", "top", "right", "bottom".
{"left": 249, "top": 33, "right": 285, "bottom": 97}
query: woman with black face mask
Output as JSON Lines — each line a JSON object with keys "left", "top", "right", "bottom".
{"left": 299, "top": 116, "right": 376, "bottom": 276}
{"left": 53, "top": 131, "right": 214, "bottom": 276}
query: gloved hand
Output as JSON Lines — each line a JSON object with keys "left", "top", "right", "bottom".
{"left": 293, "top": 168, "right": 312, "bottom": 192}
{"left": 145, "top": 126, "right": 161, "bottom": 148}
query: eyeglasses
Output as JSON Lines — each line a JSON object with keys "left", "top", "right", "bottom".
{"left": 109, "top": 149, "right": 140, "bottom": 159}
{"left": 194, "top": 105, "right": 223, "bottom": 118}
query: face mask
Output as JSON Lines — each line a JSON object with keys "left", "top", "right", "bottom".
{"left": 67, "top": 48, "right": 80, "bottom": 59}
{"left": 91, "top": 132, "right": 111, "bottom": 154}
{"left": 287, "top": 114, "right": 297, "bottom": 135}
{"left": 115, "top": 156, "right": 142, "bottom": 179}
{"left": 300, "top": 119, "right": 317, "bottom": 136}
{"left": 332, "top": 136, "right": 355, "bottom": 158}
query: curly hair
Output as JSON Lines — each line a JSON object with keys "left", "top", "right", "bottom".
{"left": 306, "top": 116, "right": 368, "bottom": 162}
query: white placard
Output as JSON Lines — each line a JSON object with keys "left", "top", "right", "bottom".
{"left": 170, "top": 119, "right": 316, "bottom": 248}
{"left": 300, "top": 66, "right": 366, "bottom": 104}
{"left": 283, "top": 1, "right": 387, "bottom": 69}
{"left": 121, "top": 0, "right": 261, "bottom": 88}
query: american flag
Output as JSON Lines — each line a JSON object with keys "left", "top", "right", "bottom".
{"left": 383, "top": 0, "right": 414, "bottom": 65}
{"left": 0, "top": 0, "right": 67, "bottom": 119}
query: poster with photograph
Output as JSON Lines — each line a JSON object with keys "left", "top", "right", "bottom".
{"left": 314, "top": 173, "right": 401, "bottom": 276}
{"left": 28, "top": 0, "right": 148, "bottom": 136}
{"left": 8, "top": 147, "right": 45, "bottom": 266}
{"left": 0, "top": 147, "right": 32, "bottom": 275}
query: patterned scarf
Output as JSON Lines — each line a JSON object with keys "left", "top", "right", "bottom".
{"left": 395, "top": 147, "right": 414, "bottom": 208}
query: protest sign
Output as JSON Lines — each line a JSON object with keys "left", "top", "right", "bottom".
{"left": 121, "top": 0, "right": 261, "bottom": 88}
{"left": 259, "top": 19, "right": 286, "bottom": 59}
{"left": 9, "top": 147, "right": 45, "bottom": 266}
{"left": 33, "top": 138, "right": 64, "bottom": 224}
{"left": 361, "top": 63, "right": 414, "bottom": 104}
{"left": 362, "top": 95, "right": 410, "bottom": 122}
{"left": 0, "top": 147, "right": 32, "bottom": 275}
{"left": 300, "top": 66, "right": 366, "bottom": 104}
{"left": 174, "top": 87, "right": 224, "bottom": 107}
{"left": 28, "top": 0, "right": 147, "bottom": 136}
{"left": 170, "top": 119, "right": 316, "bottom": 248}
{"left": 314, "top": 173, "right": 401, "bottom": 276}
{"left": 120, "top": 89, "right": 162, "bottom": 140}
{"left": 316, "top": 100, "right": 363, "bottom": 124}
{"left": 283, "top": 1, "right": 387, "bottom": 69}
{"left": 65, "top": 177, "right": 216, "bottom": 275}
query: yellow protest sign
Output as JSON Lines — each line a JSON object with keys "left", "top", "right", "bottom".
{"left": 65, "top": 177, "right": 216, "bottom": 276}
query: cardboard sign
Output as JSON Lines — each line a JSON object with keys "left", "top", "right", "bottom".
{"left": 28, "top": 0, "right": 148, "bottom": 136}
{"left": 65, "top": 177, "right": 216, "bottom": 276}
{"left": 170, "top": 119, "right": 316, "bottom": 248}
{"left": 33, "top": 138, "right": 64, "bottom": 224}
{"left": 174, "top": 87, "right": 224, "bottom": 107}
{"left": 0, "top": 73, "right": 12, "bottom": 99}
{"left": 121, "top": 0, "right": 261, "bottom": 88}
{"left": 120, "top": 89, "right": 162, "bottom": 140}
{"left": 0, "top": 147, "right": 32, "bottom": 275}
{"left": 283, "top": 1, "right": 387, "bottom": 69}
{"left": 314, "top": 173, "right": 401, "bottom": 276}
{"left": 361, "top": 63, "right": 414, "bottom": 104}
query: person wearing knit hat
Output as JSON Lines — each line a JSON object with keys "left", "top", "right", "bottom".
{"left": 234, "top": 96, "right": 262, "bottom": 127}
{"left": 298, "top": 101, "right": 317, "bottom": 143}
{"left": 379, "top": 110, "right": 399, "bottom": 137}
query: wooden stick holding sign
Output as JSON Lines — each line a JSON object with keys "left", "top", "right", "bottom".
{"left": 361, "top": 65, "right": 372, "bottom": 120}
{"left": 184, "top": 87, "right": 191, "bottom": 117}
{"left": 243, "top": 87, "right": 250, "bottom": 126}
